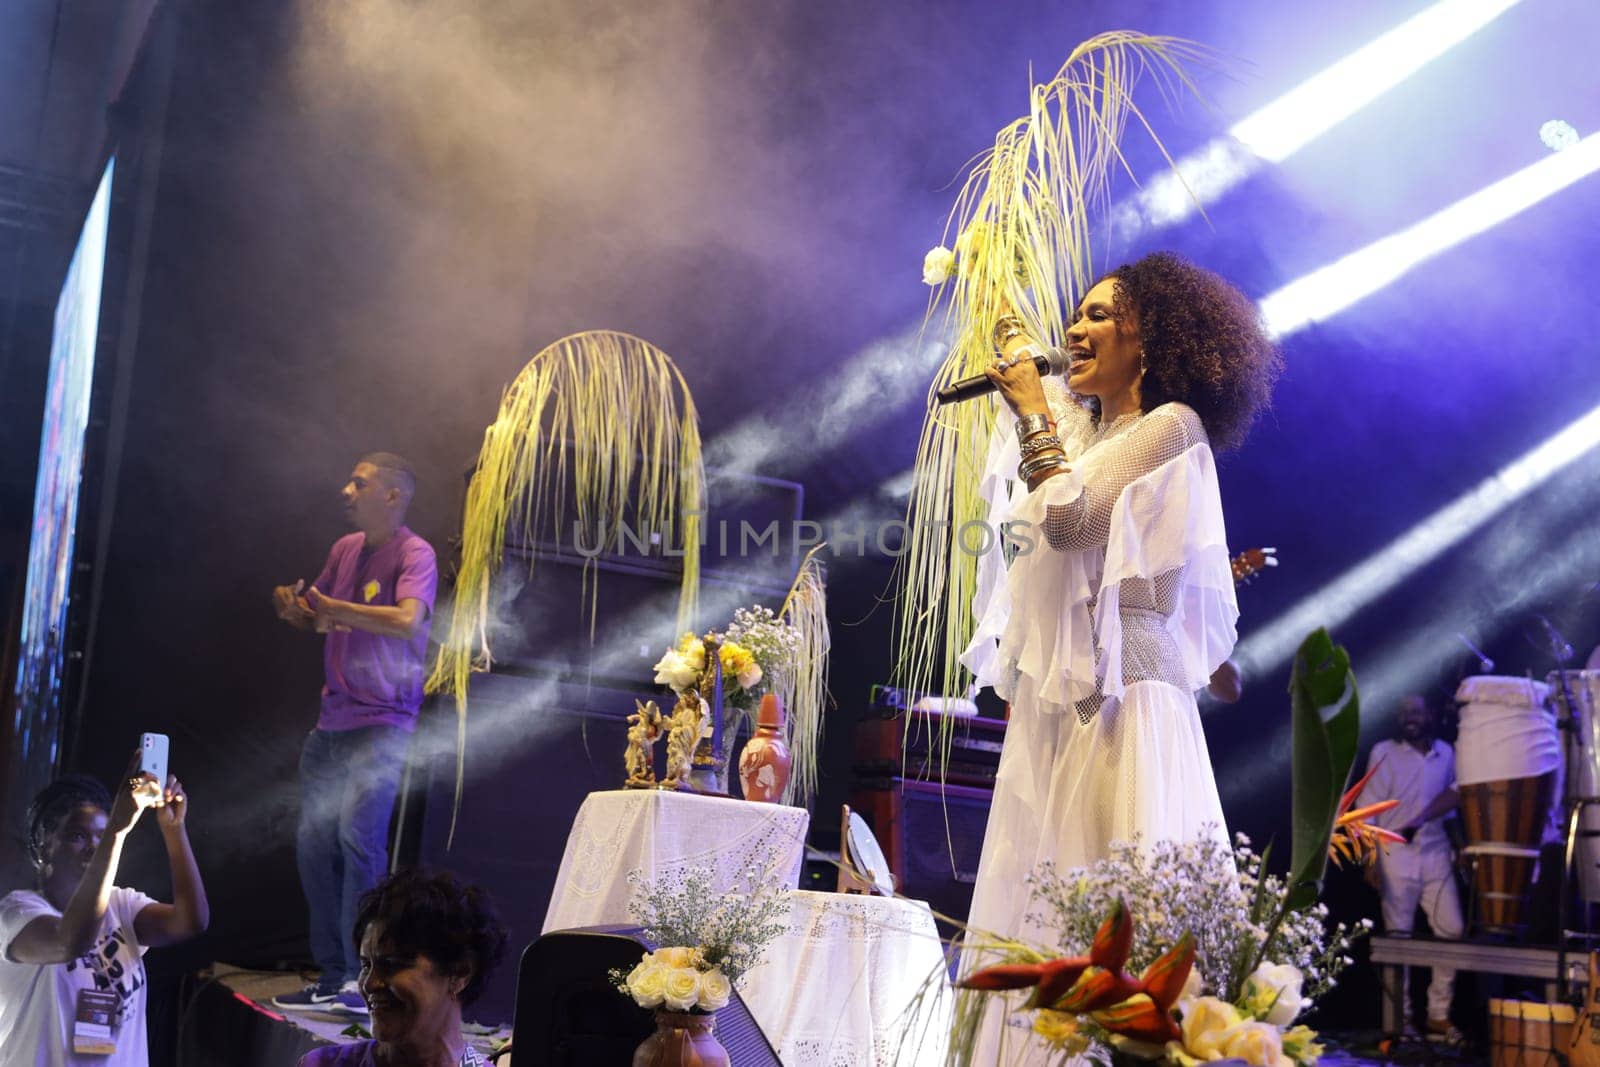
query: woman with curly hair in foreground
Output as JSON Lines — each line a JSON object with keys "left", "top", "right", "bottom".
{"left": 959, "top": 252, "right": 1279, "bottom": 1061}
{"left": 298, "top": 868, "right": 506, "bottom": 1067}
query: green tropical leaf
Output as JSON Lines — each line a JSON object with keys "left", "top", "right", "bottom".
{"left": 1285, "top": 628, "right": 1361, "bottom": 909}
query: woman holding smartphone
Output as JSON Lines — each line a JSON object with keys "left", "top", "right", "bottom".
{"left": 0, "top": 762, "right": 209, "bottom": 1067}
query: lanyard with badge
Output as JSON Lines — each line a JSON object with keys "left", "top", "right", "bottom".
{"left": 72, "top": 936, "right": 135, "bottom": 1055}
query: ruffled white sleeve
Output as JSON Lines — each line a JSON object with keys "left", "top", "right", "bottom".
{"left": 962, "top": 402, "right": 1237, "bottom": 713}
{"left": 1094, "top": 436, "right": 1238, "bottom": 700}
{"left": 961, "top": 387, "right": 1097, "bottom": 708}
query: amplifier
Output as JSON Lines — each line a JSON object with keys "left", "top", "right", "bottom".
{"left": 853, "top": 686, "right": 1007, "bottom": 787}
{"left": 847, "top": 777, "right": 994, "bottom": 931}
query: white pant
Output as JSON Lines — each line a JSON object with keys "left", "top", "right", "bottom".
{"left": 1378, "top": 842, "right": 1464, "bottom": 1023}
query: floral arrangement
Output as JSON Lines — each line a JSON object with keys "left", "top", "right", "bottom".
{"left": 652, "top": 605, "right": 797, "bottom": 715}
{"left": 1030, "top": 836, "right": 1368, "bottom": 1010}
{"left": 647, "top": 544, "right": 830, "bottom": 803}
{"left": 618, "top": 946, "right": 737, "bottom": 1014}
{"left": 612, "top": 858, "right": 790, "bottom": 1015}
{"left": 959, "top": 834, "right": 1371, "bottom": 1064}
{"left": 951, "top": 629, "right": 1380, "bottom": 1066}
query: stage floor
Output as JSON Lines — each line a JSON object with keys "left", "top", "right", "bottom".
{"left": 182, "top": 964, "right": 511, "bottom": 1065}
{"left": 189, "top": 965, "right": 1474, "bottom": 1066}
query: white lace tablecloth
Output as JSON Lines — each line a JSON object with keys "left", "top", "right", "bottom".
{"left": 740, "top": 891, "right": 953, "bottom": 1066}
{"left": 541, "top": 789, "right": 809, "bottom": 933}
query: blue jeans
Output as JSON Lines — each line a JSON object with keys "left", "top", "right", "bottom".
{"left": 296, "top": 725, "right": 409, "bottom": 985}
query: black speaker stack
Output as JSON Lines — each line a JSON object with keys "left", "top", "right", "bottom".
{"left": 849, "top": 686, "right": 1005, "bottom": 935}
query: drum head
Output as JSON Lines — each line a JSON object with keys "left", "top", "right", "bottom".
{"left": 845, "top": 811, "right": 895, "bottom": 896}
{"left": 1456, "top": 674, "right": 1550, "bottom": 709}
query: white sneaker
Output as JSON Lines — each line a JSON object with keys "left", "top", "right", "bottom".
{"left": 332, "top": 981, "right": 369, "bottom": 1016}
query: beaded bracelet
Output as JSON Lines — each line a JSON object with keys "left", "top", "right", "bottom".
{"left": 1019, "top": 434, "right": 1062, "bottom": 459}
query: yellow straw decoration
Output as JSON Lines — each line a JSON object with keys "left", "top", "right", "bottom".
{"left": 778, "top": 544, "right": 831, "bottom": 805}
{"left": 426, "top": 330, "right": 705, "bottom": 843}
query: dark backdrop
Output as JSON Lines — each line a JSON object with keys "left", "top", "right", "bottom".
{"left": 9, "top": 0, "right": 1598, "bottom": 1032}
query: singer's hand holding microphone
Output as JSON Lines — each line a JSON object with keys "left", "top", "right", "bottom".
{"left": 947, "top": 314, "right": 1075, "bottom": 492}
{"left": 937, "top": 315, "right": 1070, "bottom": 415}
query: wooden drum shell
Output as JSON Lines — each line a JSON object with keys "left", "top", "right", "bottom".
{"left": 1459, "top": 772, "right": 1557, "bottom": 934}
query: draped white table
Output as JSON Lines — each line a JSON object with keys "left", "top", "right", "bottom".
{"left": 739, "top": 891, "right": 953, "bottom": 1067}
{"left": 540, "top": 789, "right": 810, "bottom": 933}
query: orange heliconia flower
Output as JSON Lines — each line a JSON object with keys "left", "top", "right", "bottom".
{"left": 1328, "top": 760, "right": 1406, "bottom": 867}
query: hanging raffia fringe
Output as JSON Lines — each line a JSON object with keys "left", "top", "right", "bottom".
{"left": 777, "top": 545, "right": 830, "bottom": 805}
{"left": 895, "top": 31, "right": 1214, "bottom": 736}
{"left": 426, "top": 330, "right": 705, "bottom": 843}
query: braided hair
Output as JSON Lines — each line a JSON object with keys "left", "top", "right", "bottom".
{"left": 25, "top": 775, "right": 111, "bottom": 870}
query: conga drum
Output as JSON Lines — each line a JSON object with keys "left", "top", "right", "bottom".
{"left": 1456, "top": 675, "right": 1559, "bottom": 934}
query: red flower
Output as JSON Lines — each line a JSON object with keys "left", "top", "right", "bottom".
{"left": 1091, "top": 993, "right": 1181, "bottom": 1044}
{"left": 960, "top": 897, "right": 1198, "bottom": 1047}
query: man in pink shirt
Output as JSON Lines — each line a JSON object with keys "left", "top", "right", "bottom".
{"left": 269, "top": 453, "right": 437, "bottom": 1015}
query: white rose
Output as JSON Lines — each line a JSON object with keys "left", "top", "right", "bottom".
{"left": 922, "top": 245, "right": 956, "bottom": 286}
{"left": 626, "top": 958, "right": 668, "bottom": 1008}
{"left": 1243, "top": 961, "right": 1304, "bottom": 1026}
{"left": 1221, "top": 1021, "right": 1293, "bottom": 1067}
{"left": 1181, "top": 996, "right": 1244, "bottom": 1060}
{"left": 657, "top": 946, "right": 700, "bottom": 969}
{"left": 652, "top": 650, "right": 699, "bottom": 692}
{"left": 736, "top": 662, "right": 762, "bottom": 689}
{"left": 697, "top": 968, "right": 732, "bottom": 1011}
{"left": 662, "top": 967, "right": 702, "bottom": 1012}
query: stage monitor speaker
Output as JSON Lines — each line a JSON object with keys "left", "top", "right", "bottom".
{"left": 513, "top": 926, "right": 781, "bottom": 1066}
{"left": 849, "top": 777, "right": 992, "bottom": 933}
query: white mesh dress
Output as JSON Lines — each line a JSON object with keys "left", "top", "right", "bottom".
{"left": 958, "top": 383, "right": 1238, "bottom": 1063}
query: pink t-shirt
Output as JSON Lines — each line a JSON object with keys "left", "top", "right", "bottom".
{"left": 313, "top": 527, "right": 437, "bottom": 732}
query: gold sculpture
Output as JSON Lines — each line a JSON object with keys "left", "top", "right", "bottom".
{"left": 659, "top": 692, "right": 708, "bottom": 791}
{"left": 623, "top": 699, "right": 664, "bottom": 788}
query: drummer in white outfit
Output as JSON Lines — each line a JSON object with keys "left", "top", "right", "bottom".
{"left": 1358, "top": 695, "right": 1464, "bottom": 1039}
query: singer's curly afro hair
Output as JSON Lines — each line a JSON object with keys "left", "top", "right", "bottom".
{"left": 1104, "top": 251, "right": 1281, "bottom": 452}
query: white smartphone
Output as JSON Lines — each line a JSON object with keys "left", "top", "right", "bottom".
{"left": 140, "top": 733, "right": 169, "bottom": 792}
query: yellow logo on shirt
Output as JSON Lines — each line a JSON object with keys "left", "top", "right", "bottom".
{"left": 363, "top": 580, "right": 381, "bottom": 603}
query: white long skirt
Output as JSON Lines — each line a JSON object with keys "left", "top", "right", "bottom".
{"left": 960, "top": 678, "right": 1228, "bottom": 1065}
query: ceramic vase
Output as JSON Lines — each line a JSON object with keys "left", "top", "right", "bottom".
{"left": 632, "top": 1010, "right": 730, "bottom": 1067}
{"left": 738, "top": 693, "right": 792, "bottom": 802}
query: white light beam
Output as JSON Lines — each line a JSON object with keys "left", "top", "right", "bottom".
{"left": 1121, "top": 0, "right": 1525, "bottom": 233}
{"left": 1259, "top": 131, "right": 1600, "bottom": 337}
{"left": 1237, "top": 401, "right": 1600, "bottom": 675}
